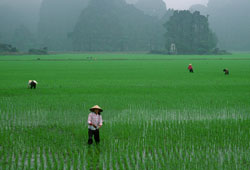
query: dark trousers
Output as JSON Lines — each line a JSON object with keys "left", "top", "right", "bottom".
{"left": 30, "top": 82, "right": 36, "bottom": 89}
{"left": 88, "top": 129, "right": 100, "bottom": 144}
{"left": 189, "top": 69, "right": 194, "bottom": 73}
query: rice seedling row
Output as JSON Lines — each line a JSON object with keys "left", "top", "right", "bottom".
{"left": 0, "top": 53, "right": 250, "bottom": 169}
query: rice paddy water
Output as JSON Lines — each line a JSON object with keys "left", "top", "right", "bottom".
{"left": 0, "top": 53, "right": 250, "bottom": 169}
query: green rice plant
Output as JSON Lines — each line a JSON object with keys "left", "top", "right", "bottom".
{"left": 0, "top": 53, "right": 250, "bottom": 169}
{"left": 132, "top": 149, "right": 139, "bottom": 169}
{"left": 39, "top": 147, "right": 45, "bottom": 170}
{"left": 58, "top": 151, "right": 64, "bottom": 170}
{"left": 33, "top": 148, "right": 38, "bottom": 170}
{"left": 14, "top": 149, "right": 19, "bottom": 169}
{"left": 111, "top": 150, "right": 117, "bottom": 170}
{"left": 79, "top": 149, "right": 84, "bottom": 170}
{"left": 122, "top": 152, "right": 129, "bottom": 170}
{"left": 138, "top": 150, "right": 145, "bottom": 170}
{"left": 156, "top": 148, "right": 165, "bottom": 169}
{"left": 20, "top": 149, "right": 27, "bottom": 169}
{"left": 117, "top": 152, "right": 124, "bottom": 170}
{"left": 72, "top": 150, "right": 78, "bottom": 170}
{"left": 45, "top": 148, "right": 52, "bottom": 169}
{"left": 103, "top": 151, "right": 109, "bottom": 170}
{"left": 128, "top": 149, "right": 135, "bottom": 169}
{"left": 66, "top": 153, "right": 71, "bottom": 169}
{"left": 52, "top": 150, "right": 58, "bottom": 170}
{"left": 97, "top": 156, "right": 104, "bottom": 170}
{"left": 28, "top": 149, "right": 33, "bottom": 169}
{"left": 1, "top": 149, "right": 7, "bottom": 170}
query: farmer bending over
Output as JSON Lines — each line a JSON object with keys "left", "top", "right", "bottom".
{"left": 28, "top": 80, "right": 38, "bottom": 89}
{"left": 188, "top": 64, "right": 194, "bottom": 73}
{"left": 87, "top": 105, "right": 103, "bottom": 145}
{"left": 223, "top": 69, "right": 229, "bottom": 75}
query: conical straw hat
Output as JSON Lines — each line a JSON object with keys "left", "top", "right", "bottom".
{"left": 90, "top": 105, "right": 103, "bottom": 112}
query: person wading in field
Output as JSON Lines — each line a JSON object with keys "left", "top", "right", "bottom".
{"left": 87, "top": 105, "right": 103, "bottom": 145}
{"left": 188, "top": 64, "right": 194, "bottom": 73}
{"left": 223, "top": 68, "right": 229, "bottom": 75}
{"left": 28, "top": 80, "right": 38, "bottom": 89}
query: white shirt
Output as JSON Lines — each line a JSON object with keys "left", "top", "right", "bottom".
{"left": 87, "top": 112, "right": 103, "bottom": 130}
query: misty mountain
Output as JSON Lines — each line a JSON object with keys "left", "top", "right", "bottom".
{"left": 190, "top": 0, "right": 250, "bottom": 51}
{"left": 189, "top": 4, "right": 207, "bottom": 15}
{"left": 0, "top": 0, "right": 41, "bottom": 50}
{"left": 125, "top": 0, "right": 167, "bottom": 18}
{"left": 2, "top": 0, "right": 248, "bottom": 53}
{"left": 135, "top": 0, "right": 167, "bottom": 18}
{"left": 125, "top": 0, "right": 138, "bottom": 4}
{"left": 70, "top": 0, "right": 165, "bottom": 51}
{"left": 37, "top": 0, "right": 89, "bottom": 51}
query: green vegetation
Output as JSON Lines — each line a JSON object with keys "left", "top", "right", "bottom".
{"left": 164, "top": 10, "right": 217, "bottom": 54}
{"left": 0, "top": 43, "right": 18, "bottom": 53}
{"left": 0, "top": 53, "right": 250, "bottom": 169}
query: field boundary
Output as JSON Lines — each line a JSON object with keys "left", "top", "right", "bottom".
{"left": 1, "top": 58, "right": 250, "bottom": 62}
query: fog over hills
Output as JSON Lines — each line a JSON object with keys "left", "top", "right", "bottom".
{"left": 164, "top": 0, "right": 208, "bottom": 10}
{"left": 190, "top": 0, "right": 250, "bottom": 51}
{"left": 135, "top": 0, "right": 166, "bottom": 17}
{"left": 0, "top": 0, "right": 41, "bottom": 31}
{"left": 37, "top": 0, "right": 89, "bottom": 50}
{"left": 0, "top": 0, "right": 41, "bottom": 50}
{"left": 0, "top": 0, "right": 249, "bottom": 52}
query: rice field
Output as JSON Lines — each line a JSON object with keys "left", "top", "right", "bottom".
{"left": 0, "top": 53, "right": 250, "bottom": 169}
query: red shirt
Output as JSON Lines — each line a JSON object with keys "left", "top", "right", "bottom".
{"left": 188, "top": 65, "right": 192, "bottom": 70}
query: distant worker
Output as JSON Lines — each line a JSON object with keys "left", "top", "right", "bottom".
{"left": 188, "top": 64, "right": 194, "bottom": 73}
{"left": 223, "top": 69, "right": 229, "bottom": 75}
{"left": 28, "top": 80, "right": 38, "bottom": 89}
{"left": 87, "top": 105, "right": 103, "bottom": 145}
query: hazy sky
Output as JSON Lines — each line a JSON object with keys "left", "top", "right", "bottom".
{"left": 164, "top": 0, "right": 209, "bottom": 9}
{"left": 0, "top": 0, "right": 209, "bottom": 10}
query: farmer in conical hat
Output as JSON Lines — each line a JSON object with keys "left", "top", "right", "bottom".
{"left": 87, "top": 105, "right": 103, "bottom": 145}
{"left": 188, "top": 64, "right": 194, "bottom": 73}
{"left": 28, "top": 80, "right": 38, "bottom": 89}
